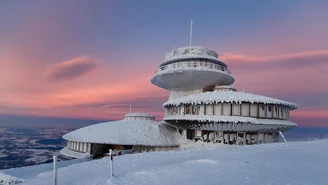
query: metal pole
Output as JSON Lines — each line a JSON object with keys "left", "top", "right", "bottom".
{"left": 109, "top": 149, "right": 113, "bottom": 178}
{"left": 53, "top": 155, "right": 58, "bottom": 185}
{"left": 279, "top": 131, "right": 287, "bottom": 142}
{"left": 189, "top": 20, "right": 193, "bottom": 47}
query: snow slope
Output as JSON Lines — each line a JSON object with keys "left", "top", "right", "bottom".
{"left": 2, "top": 140, "right": 328, "bottom": 185}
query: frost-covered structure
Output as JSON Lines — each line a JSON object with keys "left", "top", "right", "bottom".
{"left": 61, "top": 45, "right": 298, "bottom": 159}
{"left": 61, "top": 113, "right": 179, "bottom": 158}
{"left": 151, "top": 46, "right": 298, "bottom": 145}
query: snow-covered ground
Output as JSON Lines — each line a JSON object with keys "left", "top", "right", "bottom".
{"left": 1, "top": 140, "right": 328, "bottom": 185}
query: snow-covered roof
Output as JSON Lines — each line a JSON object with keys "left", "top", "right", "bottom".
{"left": 62, "top": 120, "right": 179, "bottom": 146}
{"left": 164, "top": 115, "right": 297, "bottom": 126}
{"left": 60, "top": 147, "right": 90, "bottom": 159}
{"left": 124, "top": 113, "right": 155, "bottom": 118}
{"left": 164, "top": 91, "right": 298, "bottom": 110}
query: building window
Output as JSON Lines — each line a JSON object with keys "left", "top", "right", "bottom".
{"left": 187, "top": 129, "right": 195, "bottom": 140}
{"left": 261, "top": 105, "right": 265, "bottom": 111}
{"left": 206, "top": 104, "right": 213, "bottom": 115}
{"left": 232, "top": 104, "right": 240, "bottom": 116}
{"left": 169, "top": 106, "right": 174, "bottom": 115}
{"left": 268, "top": 106, "right": 272, "bottom": 112}
{"left": 280, "top": 107, "right": 284, "bottom": 119}
{"left": 174, "top": 106, "right": 179, "bottom": 115}
{"left": 192, "top": 104, "right": 197, "bottom": 115}
{"left": 185, "top": 104, "right": 191, "bottom": 114}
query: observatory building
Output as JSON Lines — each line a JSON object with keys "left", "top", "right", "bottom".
{"left": 61, "top": 45, "right": 298, "bottom": 158}
{"left": 151, "top": 46, "right": 298, "bottom": 145}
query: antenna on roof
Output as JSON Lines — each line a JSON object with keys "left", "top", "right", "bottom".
{"left": 129, "top": 105, "right": 132, "bottom": 113}
{"left": 189, "top": 20, "right": 193, "bottom": 47}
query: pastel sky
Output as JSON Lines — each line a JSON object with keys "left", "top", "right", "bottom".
{"left": 0, "top": 0, "right": 327, "bottom": 128}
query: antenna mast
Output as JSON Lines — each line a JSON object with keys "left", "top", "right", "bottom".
{"left": 189, "top": 20, "right": 193, "bottom": 47}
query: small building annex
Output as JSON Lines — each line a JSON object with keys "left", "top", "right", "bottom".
{"left": 60, "top": 113, "right": 179, "bottom": 158}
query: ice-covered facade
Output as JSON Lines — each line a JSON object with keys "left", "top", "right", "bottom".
{"left": 61, "top": 46, "right": 298, "bottom": 158}
{"left": 151, "top": 46, "right": 298, "bottom": 145}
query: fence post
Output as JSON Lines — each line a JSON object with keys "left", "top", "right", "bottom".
{"left": 53, "top": 155, "right": 58, "bottom": 185}
{"left": 109, "top": 149, "right": 113, "bottom": 178}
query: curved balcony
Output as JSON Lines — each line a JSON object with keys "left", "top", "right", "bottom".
{"left": 154, "top": 60, "right": 231, "bottom": 75}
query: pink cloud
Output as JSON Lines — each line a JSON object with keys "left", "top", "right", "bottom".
{"left": 44, "top": 56, "right": 97, "bottom": 81}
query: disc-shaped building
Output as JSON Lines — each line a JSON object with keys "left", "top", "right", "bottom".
{"left": 151, "top": 46, "right": 298, "bottom": 145}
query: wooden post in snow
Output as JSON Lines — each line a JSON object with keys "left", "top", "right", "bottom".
{"left": 53, "top": 155, "right": 58, "bottom": 185}
{"left": 109, "top": 149, "right": 113, "bottom": 178}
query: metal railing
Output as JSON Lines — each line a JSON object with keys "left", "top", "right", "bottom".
{"left": 154, "top": 61, "right": 231, "bottom": 75}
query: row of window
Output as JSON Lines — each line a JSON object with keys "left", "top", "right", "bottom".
{"left": 67, "top": 141, "right": 91, "bottom": 153}
{"left": 165, "top": 103, "right": 290, "bottom": 120}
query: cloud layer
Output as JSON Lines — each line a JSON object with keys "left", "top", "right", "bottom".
{"left": 221, "top": 50, "right": 328, "bottom": 70}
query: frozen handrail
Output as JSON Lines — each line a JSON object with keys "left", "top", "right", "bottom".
{"left": 154, "top": 61, "right": 231, "bottom": 75}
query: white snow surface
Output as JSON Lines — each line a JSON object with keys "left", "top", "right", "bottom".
{"left": 2, "top": 139, "right": 328, "bottom": 185}
{"left": 164, "top": 115, "right": 297, "bottom": 126}
{"left": 0, "top": 173, "right": 24, "bottom": 185}
{"left": 63, "top": 120, "right": 179, "bottom": 146}
{"left": 164, "top": 90, "right": 298, "bottom": 109}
